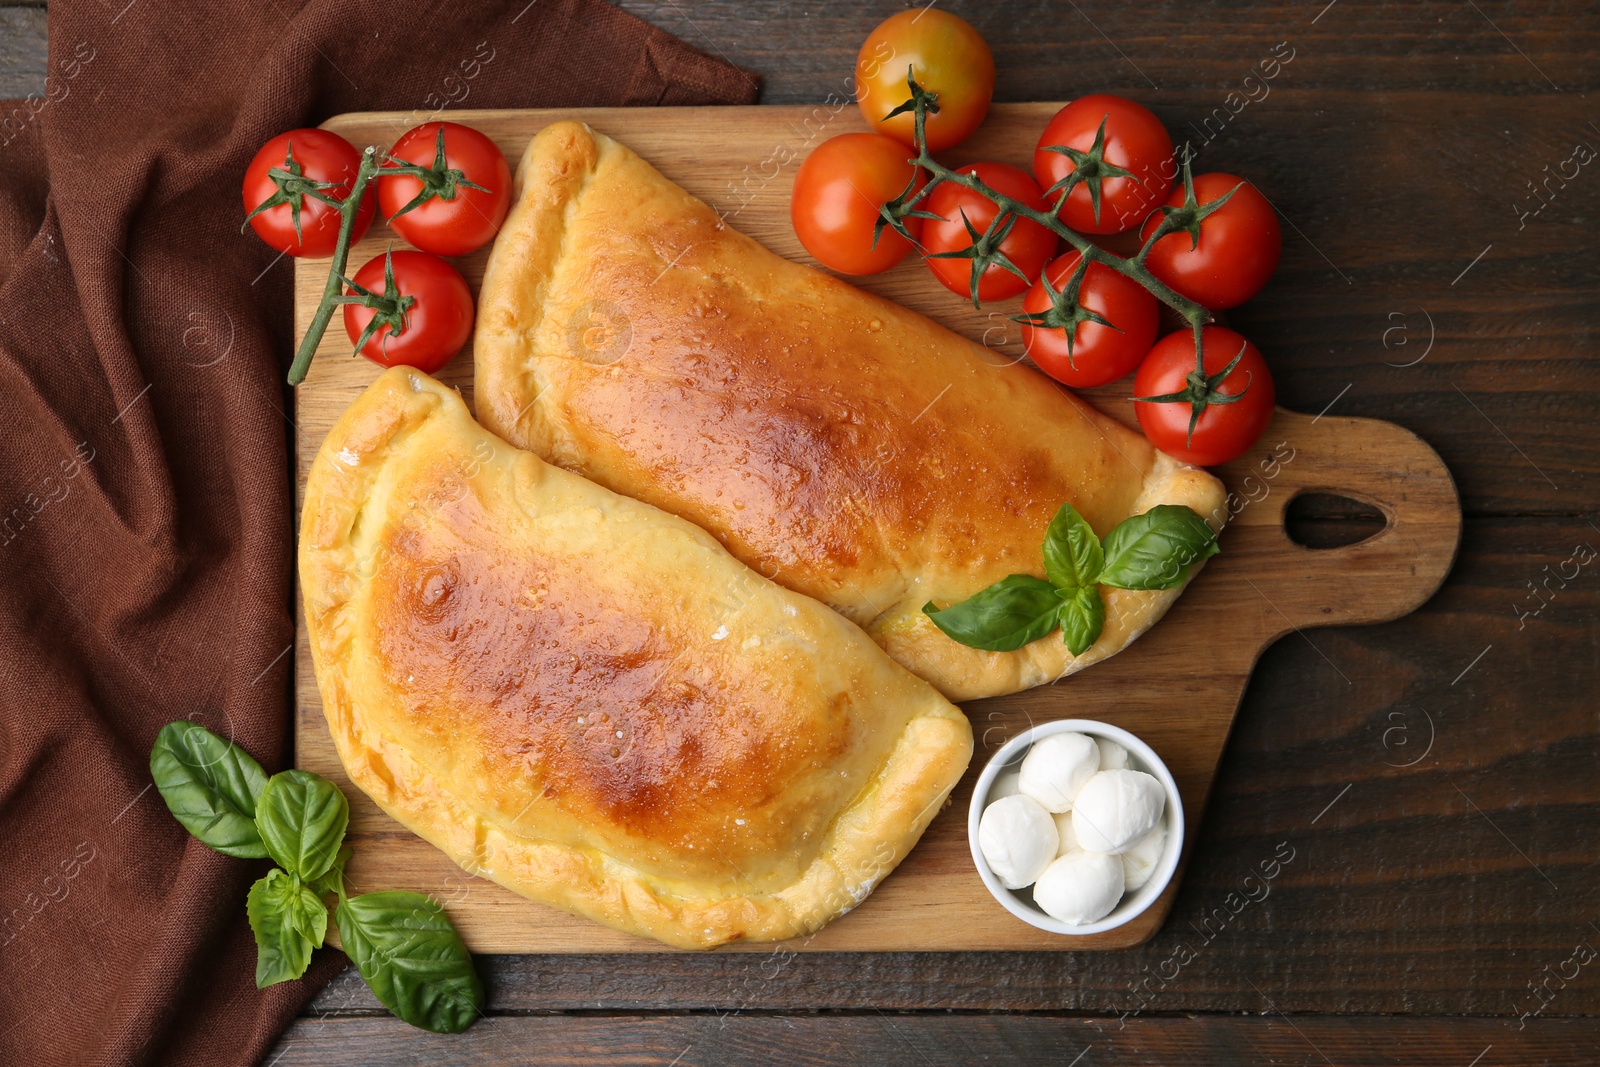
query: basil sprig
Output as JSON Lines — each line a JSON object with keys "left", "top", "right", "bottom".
{"left": 149, "top": 722, "right": 483, "bottom": 1033}
{"left": 248, "top": 867, "right": 328, "bottom": 987}
{"left": 924, "top": 503, "right": 1219, "bottom": 656}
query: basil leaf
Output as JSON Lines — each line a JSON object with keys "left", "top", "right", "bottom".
{"left": 336, "top": 891, "right": 484, "bottom": 1034}
{"left": 1058, "top": 586, "right": 1106, "bottom": 656}
{"left": 149, "top": 721, "right": 269, "bottom": 859}
{"left": 255, "top": 770, "right": 349, "bottom": 882}
{"left": 1099, "top": 504, "right": 1220, "bottom": 591}
{"left": 922, "top": 575, "right": 1065, "bottom": 652}
{"left": 1041, "top": 502, "right": 1103, "bottom": 591}
{"left": 247, "top": 868, "right": 325, "bottom": 988}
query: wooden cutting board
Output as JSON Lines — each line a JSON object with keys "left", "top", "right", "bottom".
{"left": 292, "top": 104, "right": 1460, "bottom": 952}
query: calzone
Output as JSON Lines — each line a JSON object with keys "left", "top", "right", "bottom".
{"left": 475, "top": 121, "right": 1228, "bottom": 701}
{"left": 300, "top": 368, "right": 972, "bottom": 949}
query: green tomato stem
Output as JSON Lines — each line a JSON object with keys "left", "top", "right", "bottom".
{"left": 909, "top": 154, "right": 1210, "bottom": 331}
{"left": 287, "top": 147, "right": 380, "bottom": 387}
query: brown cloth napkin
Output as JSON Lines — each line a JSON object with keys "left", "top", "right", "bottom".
{"left": 0, "top": 2, "right": 758, "bottom": 1064}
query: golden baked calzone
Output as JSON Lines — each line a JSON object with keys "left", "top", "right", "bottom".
{"left": 299, "top": 368, "right": 971, "bottom": 949}
{"left": 475, "top": 121, "right": 1227, "bottom": 701}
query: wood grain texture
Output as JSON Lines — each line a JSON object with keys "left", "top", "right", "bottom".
{"left": 0, "top": 7, "right": 46, "bottom": 101}
{"left": 268, "top": 1014, "right": 1600, "bottom": 1066}
{"left": 291, "top": 104, "right": 1459, "bottom": 954}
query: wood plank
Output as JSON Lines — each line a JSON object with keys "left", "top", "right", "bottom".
{"left": 616, "top": 0, "right": 1600, "bottom": 102}
{"left": 269, "top": 1013, "right": 1600, "bottom": 1066}
{"left": 292, "top": 103, "right": 1458, "bottom": 954}
{"left": 0, "top": 7, "right": 47, "bottom": 101}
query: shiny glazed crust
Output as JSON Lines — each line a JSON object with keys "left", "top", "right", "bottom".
{"left": 475, "top": 121, "right": 1228, "bottom": 701}
{"left": 300, "top": 368, "right": 972, "bottom": 949}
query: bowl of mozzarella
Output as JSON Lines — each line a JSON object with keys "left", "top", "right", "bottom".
{"left": 968, "top": 719, "right": 1183, "bottom": 935}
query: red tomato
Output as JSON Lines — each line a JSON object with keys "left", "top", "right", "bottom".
{"left": 1033, "top": 95, "right": 1174, "bottom": 235}
{"left": 855, "top": 10, "right": 994, "bottom": 153}
{"left": 242, "top": 128, "right": 374, "bottom": 258}
{"left": 791, "top": 134, "right": 925, "bottom": 275}
{"left": 379, "top": 122, "right": 512, "bottom": 257}
{"left": 343, "top": 250, "right": 474, "bottom": 373}
{"left": 1140, "top": 173, "right": 1282, "bottom": 310}
{"left": 1020, "top": 251, "right": 1158, "bottom": 388}
{"left": 1133, "top": 326, "right": 1275, "bottom": 466}
{"left": 921, "top": 163, "right": 1057, "bottom": 303}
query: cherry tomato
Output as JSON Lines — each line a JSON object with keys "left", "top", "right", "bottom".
{"left": 1133, "top": 326, "right": 1275, "bottom": 466}
{"left": 379, "top": 121, "right": 512, "bottom": 257}
{"left": 855, "top": 10, "right": 994, "bottom": 153}
{"left": 242, "top": 128, "right": 374, "bottom": 258}
{"left": 1033, "top": 95, "right": 1174, "bottom": 235}
{"left": 1020, "top": 251, "right": 1158, "bottom": 388}
{"left": 1141, "top": 173, "right": 1282, "bottom": 310}
{"left": 921, "top": 163, "right": 1057, "bottom": 303}
{"left": 343, "top": 250, "right": 474, "bottom": 373}
{"left": 791, "top": 134, "right": 925, "bottom": 275}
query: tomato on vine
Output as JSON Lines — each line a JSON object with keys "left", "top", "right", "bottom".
{"left": 921, "top": 163, "right": 1057, "bottom": 304}
{"left": 379, "top": 121, "right": 512, "bottom": 257}
{"left": 242, "top": 128, "right": 374, "bottom": 258}
{"left": 1140, "top": 171, "right": 1281, "bottom": 310}
{"left": 342, "top": 249, "right": 474, "bottom": 374}
{"left": 1033, "top": 95, "right": 1174, "bottom": 236}
{"left": 1133, "top": 326, "right": 1275, "bottom": 466}
{"left": 791, "top": 133, "right": 925, "bottom": 275}
{"left": 855, "top": 10, "right": 994, "bottom": 153}
{"left": 1019, "top": 251, "right": 1158, "bottom": 388}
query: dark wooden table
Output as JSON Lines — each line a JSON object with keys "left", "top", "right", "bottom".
{"left": 8, "top": 1, "right": 1597, "bottom": 1062}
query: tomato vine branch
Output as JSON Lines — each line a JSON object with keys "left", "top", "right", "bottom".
{"left": 287, "top": 147, "right": 380, "bottom": 386}
{"left": 878, "top": 72, "right": 1220, "bottom": 388}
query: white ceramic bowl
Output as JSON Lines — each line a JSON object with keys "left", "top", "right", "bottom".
{"left": 968, "top": 719, "right": 1184, "bottom": 936}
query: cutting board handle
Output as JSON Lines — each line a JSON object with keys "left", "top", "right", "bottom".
{"left": 1215, "top": 408, "right": 1461, "bottom": 637}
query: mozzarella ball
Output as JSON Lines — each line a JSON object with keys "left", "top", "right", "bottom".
{"left": 989, "top": 768, "right": 1022, "bottom": 801}
{"left": 1071, "top": 769, "right": 1166, "bottom": 854}
{"left": 1052, "top": 811, "right": 1084, "bottom": 858}
{"left": 978, "top": 794, "right": 1058, "bottom": 889}
{"left": 1018, "top": 732, "right": 1100, "bottom": 813}
{"left": 1033, "top": 850, "right": 1126, "bottom": 926}
{"left": 1120, "top": 826, "right": 1168, "bottom": 891}
{"left": 1096, "top": 737, "right": 1131, "bottom": 771}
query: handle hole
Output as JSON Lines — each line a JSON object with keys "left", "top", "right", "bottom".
{"left": 1285, "top": 493, "right": 1388, "bottom": 550}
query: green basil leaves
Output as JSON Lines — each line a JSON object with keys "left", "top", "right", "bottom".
{"left": 149, "top": 722, "right": 482, "bottom": 1032}
{"left": 916, "top": 575, "right": 1064, "bottom": 652}
{"left": 256, "top": 769, "right": 349, "bottom": 881}
{"left": 150, "top": 721, "right": 270, "bottom": 859}
{"left": 1099, "top": 504, "right": 1221, "bottom": 590}
{"left": 248, "top": 867, "right": 327, "bottom": 987}
{"left": 1057, "top": 584, "right": 1107, "bottom": 657}
{"left": 337, "top": 891, "right": 484, "bottom": 1035}
{"left": 1043, "top": 503, "right": 1104, "bottom": 590}
{"left": 924, "top": 502, "right": 1219, "bottom": 656}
